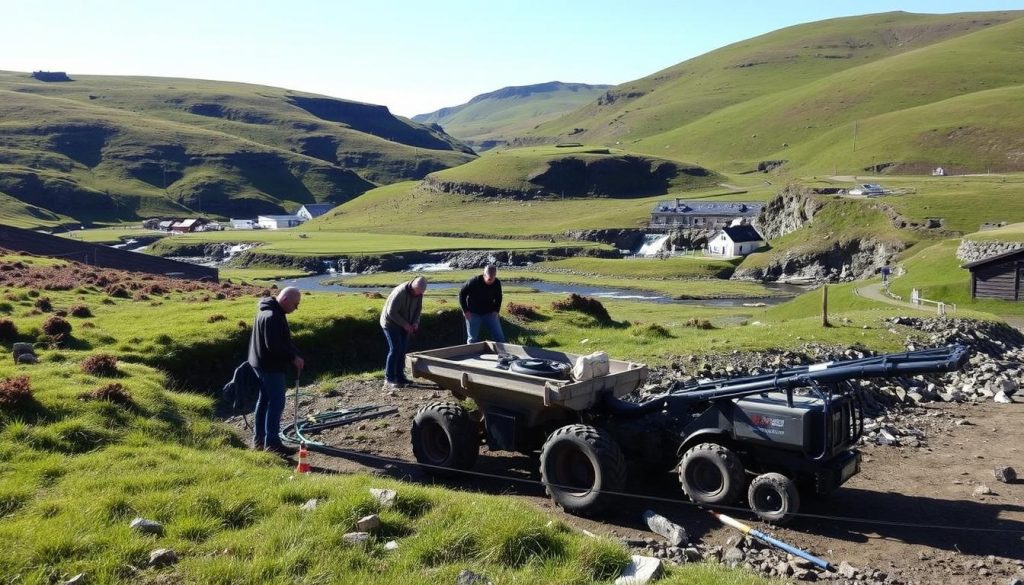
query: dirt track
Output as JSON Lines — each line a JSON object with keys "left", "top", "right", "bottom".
{"left": 240, "top": 379, "right": 1024, "bottom": 584}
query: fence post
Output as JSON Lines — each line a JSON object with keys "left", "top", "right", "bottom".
{"left": 822, "top": 285, "right": 830, "bottom": 327}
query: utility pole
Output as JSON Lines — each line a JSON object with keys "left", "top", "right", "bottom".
{"left": 821, "top": 285, "right": 830, "bottom": 327}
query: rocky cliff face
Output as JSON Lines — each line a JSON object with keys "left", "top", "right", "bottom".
{"left": 753, "top": 185, "right": 825, "bottom": 240}
{"left": 736, "top": 186, "right": 910, "bottom": 283}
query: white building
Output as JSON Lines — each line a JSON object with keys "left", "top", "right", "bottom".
{"left": 296, "top": 203, "right": 334, "bottom": 221}
{"left": 257, "top": 215, "right": 304, "bottom": 230}
{"left": 707, "top": 225, "right": 765, "bottom": 257}
{"left": 230, "top": 219, "right": 256, "bottom": 230}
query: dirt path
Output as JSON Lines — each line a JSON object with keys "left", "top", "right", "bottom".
{"left": 236, "top": 378, "right": 1024, "bottom": 584}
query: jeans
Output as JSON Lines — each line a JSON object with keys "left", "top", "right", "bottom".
{"left": 383, "top": 325, "right": 409, "bottom": 383}
{"left": 253, "top": 369, "right": 286, "bottom": 448}
{"left": 466, "top": 312, "right": 505, "bottom": 344}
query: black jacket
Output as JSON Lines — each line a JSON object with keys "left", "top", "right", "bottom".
{"left": 247, "top": 297, "right": 298, "bottom": 373}
{"left": 459, "top": 275, "right": 502, "bottom": 314}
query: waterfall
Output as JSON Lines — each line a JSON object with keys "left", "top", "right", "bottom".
{"left": 636, "top": 234, "right": 670, "bottom": 257}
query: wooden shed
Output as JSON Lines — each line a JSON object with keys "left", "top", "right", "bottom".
{"left": 963, "top": 247, "right": 1024, "bottom": 300}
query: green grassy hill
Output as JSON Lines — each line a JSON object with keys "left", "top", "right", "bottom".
{"left": 0, "top": 72, "right": 475, "bottom": 227}
{"left": 527, "top": 10, "right": 1024, "bottom": 174}
{"left": 412, "top": 82, "right": 612, "bottom": 151}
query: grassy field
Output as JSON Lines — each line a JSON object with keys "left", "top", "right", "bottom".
{"left": 522, "top": 256, "right": 741, "bottom": 279}
{"left": 312, "top": 175, "right": 776, "bottom": 237}
{"left": 57, "top": 227, "right": 164, "bottom": 245}
{"left": 960, "top": 220, "right": 1024, "bottom": 242}
{"left": 0, "top": 71, "right": 475, "bottom": 228}
{"left": 4, "top": 252, "right": 904, "bottom": 583}
{"left": 150, "top": 229, "right": 608, "bottom": 257}
{"left": 528, "top": 11, "right": 1024, "bottom": 176}
{"left": 412, "top": 82, "right": 611, "bottom": 147}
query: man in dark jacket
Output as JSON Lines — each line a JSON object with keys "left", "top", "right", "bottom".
{"left": 459, "top": 264, "right": 504, "bottom": 344}
{"left": 248, "top": 287, "right": 304, "bottom": 455}
{"left": 380, "top": 276, "right": 426, "bottom": 389}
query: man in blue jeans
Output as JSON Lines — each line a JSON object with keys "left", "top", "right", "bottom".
{"left": 459, "top": 264, "right": 505, "bottom": 344}
{"left": 248, "top": 287, "right": 304, "bottom": 456}
{"left": 380, "top": 276, "right": 427, "bottom": 389}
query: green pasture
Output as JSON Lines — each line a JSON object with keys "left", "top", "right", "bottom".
{"left": 150, "top": 229, "right": 606, "bottom": 257}
{"left": 57, "top": 227, "right": 162, "bottom": 245}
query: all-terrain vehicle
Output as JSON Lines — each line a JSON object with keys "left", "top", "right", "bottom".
{"left": 406, "top": 342, "right": 967, "bottom": 522}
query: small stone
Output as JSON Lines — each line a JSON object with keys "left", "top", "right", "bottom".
{"left": 15, "top": 353, "right": 38, "bottom": 364}
{"left": 614, "top": 555, "right": 663, "bottom": 585}
{"left": 369, "top": 488, "right": 397, "bottom": 507}
{"left": 995, "top": 466, "right": 1017, "bottom": 484}
{"left": 974, "top": 485, "right": 993, "bottom": 497}
{"left": 682, "top": 547, "right": 702, "bottom": 562}
{"left": 129, "top": 517, "right": 164, "bottom": 536}
{"left": 837, "top": 560, "right": 858, "bottom": 579}
{"left": 299, "top": 498, "right": 318, "bottom": 511}
{"left": 723, "top": 547, "right": 745, "bottom": 566}
{"left": 456, "top": 569, "right": 493, "bottom": 585}
{"left": 65, "top": 575, "right": 86, "bottom": 585}
{"left": 995, "top": 391, "right": 1013, "bottom": 404}
{"left": 642, "top": 509, "right": 688, "bottom": 546}
{"left": 357, "top": 514, "right": 380, "bottom": 531}
{"left": 384, "top": 540, "right": 399, "bottom": 551}
{"left": 148, "top": 548, "right": 178, "bottom": 567}
{"left": 342, "top": 531, "right": 370, "bottom": 545}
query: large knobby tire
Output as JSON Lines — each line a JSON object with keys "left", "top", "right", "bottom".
{"left": 411, "top": 402, "right": 479, "bottom": 476}
{"left": 509, "top": 358, "right": 569, "bottom": 379}
{"left": 748, "top": 472, "right": 801, "bottom": 525}
{"left": 539, "top": 424, "right": 626, "bottom": 516}
{"left": 678, "top": 443, "right": 746, "bottom": 506}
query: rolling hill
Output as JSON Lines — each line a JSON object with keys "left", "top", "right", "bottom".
{"left": 0, "top": 72, "right": 476, "bottom": 226}
{"left": 525, "top": 10, "right": 1024, "bottom": 174}
{"left": 412, "top": 81, "right": 611, "bottom": 151}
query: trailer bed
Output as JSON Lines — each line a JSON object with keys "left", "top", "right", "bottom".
{"left": 407, "top": 342, "right": 648, "bottom": 414}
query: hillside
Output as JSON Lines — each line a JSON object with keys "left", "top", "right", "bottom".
{"left": 0, "top": 72, "right": 476, "bottom": 226}
{"left": 412, "top": 81, "right": 611, "bottom": 151}
{"left": 526, "top": 10, "right": 1024, "bottom": 174}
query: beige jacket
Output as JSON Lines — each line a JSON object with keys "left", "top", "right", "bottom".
{"left": 379, "top": 281, "right": 422, "bottom": 330}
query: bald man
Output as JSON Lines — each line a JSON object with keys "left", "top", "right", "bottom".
{"left": 380, "top": 276, "right": 426, "bottom": 388}
{"left": 248, "top": 286, "right": 304, "bottom": 455}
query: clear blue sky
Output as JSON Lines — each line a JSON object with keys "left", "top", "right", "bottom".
{"left": 4, "top": 1, "right": 1021, "bottom": 116}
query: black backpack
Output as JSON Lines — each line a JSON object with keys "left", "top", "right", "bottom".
{"left": 223, "top": 362, "right": 262, "bottom": 422}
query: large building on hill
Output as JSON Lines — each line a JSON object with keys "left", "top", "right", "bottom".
{"left": 649, "top": 199, "right": 762, "bottom": 229}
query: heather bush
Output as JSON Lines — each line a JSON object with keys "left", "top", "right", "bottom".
{"left": 0, "top": 375, "right": 32, "bottom": 407}
{"left": 81, "top": 353, "right": 119, "bottom": 377}
{"left": 33, "top": 297, "right": 52, "bottom": 312}
{"left": 80, "top": 382, "right": 133, "bottom": 406}
{"left": 0, "top": 318, "right": 17, "bottom": 342}
{"left": 551, "top": 294, "right": 610, "bottom": 322}
{"left": 506, "top": 302, "right": 542, "bottom": 321}
{"left": 207, "top": 314, "right": 226, "bottom": 323}
{"left": 69, "top": 305, "right": 92, "bottom": 318}
{"left": 41, "top": 315, "right": 72, "bottom": 338}
{"left": 684, "top": 317, "right": 715, "bottom": 330}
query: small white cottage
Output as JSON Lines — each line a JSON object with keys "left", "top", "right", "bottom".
{"left": 707, "top": 225, "right": 765, "bottom": 257}
{"left": 257, "top": 215, "right": 304, "bottom": 230}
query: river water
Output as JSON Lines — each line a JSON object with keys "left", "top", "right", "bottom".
{"left": 273, "top": 274, "right": 806, "bottom": 307}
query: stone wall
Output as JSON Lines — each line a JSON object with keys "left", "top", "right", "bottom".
{"left": 956, "top": 239, "right": 1024, "bottom": 263}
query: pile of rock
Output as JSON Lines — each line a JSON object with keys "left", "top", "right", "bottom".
{"left": 11, "top": 342, "right": 38, "bottom": 365}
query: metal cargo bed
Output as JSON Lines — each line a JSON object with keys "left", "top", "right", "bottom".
{"left": 406, "top": 342, "right": 648, "bottom": 413}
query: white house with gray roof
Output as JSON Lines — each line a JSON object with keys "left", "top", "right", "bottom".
{"left": 650, "top": 199, "right": 763, "bottom": 229}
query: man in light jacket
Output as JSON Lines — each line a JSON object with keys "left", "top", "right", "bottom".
{"left": 380, "top": 276, "right": 426, "bottom": 388}
{"left": 248, "top": 287, "right": 304, "bottom": 455}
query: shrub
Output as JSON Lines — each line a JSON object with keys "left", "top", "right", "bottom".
{"left": 630, "top": 322, "right": 673, "bottom": 338}
{"left": 69, "top": 305, "right": 92, "bottom": 318}
{"left": 685, "top": 317, "right": 715, "bottom": 330}
{"left": 81, "top": 353, "right": 119, "bottom": 377}
{"left": 0, "top": 319, "right": 17, "bottom": 342}
{"left": 104, "top": 285, "right": 130, "bottom": 299}
{"left": 80, "top": 383, "right": 133, "bottom": 406}
{"left": 237, "top": 320, "right": 248, "bottom": 329}
{"left": 132, "top": 292, "right": 150, "bottom": 302}
{"left": 80, "top": 322, "right": 96, "bottom": 329}
{"left": 550, "top": 294, "right": 610, "bottom": 322}
{"left": 506, "top": 302, "right": 541, "bottom": 321}
{"left": 0, "top": 375, "right": 32, "bottom": 407}
{"left": 0, "top": 301, "right": 12, "bottom": 313}
{"left": 33, "top": 297, "right": 52, "bottom": 312}
{"left": 207, "top": 314, "right": 226, "bottom": 323}
{"left": 26, "top": 290, "right": 39, "bottom": 298}
{"left": 363, "top": 292, "right": 384, "bottom": 299}
{"left": 41, "top": 315, "right": 72, "bottom": 338}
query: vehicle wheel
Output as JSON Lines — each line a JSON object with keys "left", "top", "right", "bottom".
{"left": 678, "top": 443, "right": 746, "bottom": 506}
{"left": 748, "top": 472, "right": 800, "bottom": 525}
{"left": 510, "top": 358, "right": 569, "bottom": 379}
{"left": 540, "top": 424, "right": 626, "bottom": 516}
{"left": 411, "top": 402, "right": 479, "bottom": 476}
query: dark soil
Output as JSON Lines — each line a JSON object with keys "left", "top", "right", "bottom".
{"left": 230, "top": 378, "right": 1024, "bottom": 585}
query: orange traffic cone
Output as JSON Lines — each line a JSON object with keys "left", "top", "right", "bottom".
{"left": 295, "top": 443, "right": 311, "bottom": 474}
